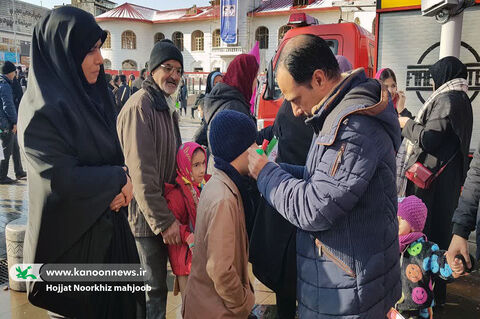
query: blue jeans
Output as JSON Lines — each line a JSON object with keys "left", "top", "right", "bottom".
{"left": 135, "top": 236, "right": 169, "bottom": 319}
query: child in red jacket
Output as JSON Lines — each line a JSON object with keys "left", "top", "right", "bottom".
{"left": 165, "top": 142, "right": 210, "bottom": 297}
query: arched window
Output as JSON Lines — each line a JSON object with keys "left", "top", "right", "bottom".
{"left": 212, "top": 29, "right": 221, "bottom": 48}
{"left": 122, "top": 59, "right": 137, "bottom": 70}
{"left": 103, "top": 59, "right": 112, "bottom": 69}
{"left": 278, "top": 25, "right": 292, "bottom": 44}
{"left": 191, "top": 30, "right": 204, "bottom": 51}
{"left": 255, "top": 26, "right": 269, "bottom": 49}
{"left": 121, "top": 30, "right": 136, "bottom": 50}
{"left": 172, "top": 32, "right": 184, "bottom": 51}
{"left": 154, "top": 32, "right": 165, "bottom": 44}
{"left": 103, "top": 31, "right": 111, "bottom": 49}
{"left": 293, "top": 0, "right": 309, "bottom": 6}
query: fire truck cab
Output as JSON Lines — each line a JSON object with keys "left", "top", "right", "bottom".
{"left": 256, "top": 13, "right": 375, "bottom": 129}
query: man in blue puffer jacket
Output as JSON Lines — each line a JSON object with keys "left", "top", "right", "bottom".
{"left": 0, "top": 61, "right": 18, "bottom": 184}
{"left": 248, "top": 35, "right": 401, "bottom": 318}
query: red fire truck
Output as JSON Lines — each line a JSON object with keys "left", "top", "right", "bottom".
{"left": 256, "top": 13, "right": 376, "bottom": 129}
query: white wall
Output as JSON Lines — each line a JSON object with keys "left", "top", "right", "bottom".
{"left": 100, "top": 20, "right": 152, "bottom": 70}
{"left": 98, "top": 6, "right": 374, "bottom": 73}
{"left": 153, "top": 20, "right": 217, "bottom": 72}
{"left": 99, "top": 19, "right": 235, "bottom": 72}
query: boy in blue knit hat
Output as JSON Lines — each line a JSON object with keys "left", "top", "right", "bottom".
{"left": 183, "top": 110, "right": 257, "bottom": 318}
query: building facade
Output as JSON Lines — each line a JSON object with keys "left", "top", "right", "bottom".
{"left": 0, "top": 0, "right": 50, "bottom": 65}
{"left": 70, "top": 0, "right": 117, "bottom": 17}
{"left": 96, "top": 0, "right": 376, "bottom": 73}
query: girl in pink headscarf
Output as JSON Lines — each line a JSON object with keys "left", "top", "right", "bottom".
{"left": 164, "top": 142, "right": 210, "bottom": 297}
{"left": 375, "top": 68, "right": 406, "bottom": 114}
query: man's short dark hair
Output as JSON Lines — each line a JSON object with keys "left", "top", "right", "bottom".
{"left": 113, "top": 75, "right": 120, "bottom": 83}
{"left": 140, "top": 68, "right": 147, "bottom": 77}
{"left": 279, "top": 34, "right": 340, "bottom": 86}
{"left": 119, "top": 74, "right": 127, "bottom": 83}
{"left": 105, "top": 73, "right": 112, "bottom": 82}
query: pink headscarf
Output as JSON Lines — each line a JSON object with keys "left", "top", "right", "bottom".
{"left": 375, "top": 68, "right": 398, "bottom": 109}
{"left": 249, "top": 41, "right": 261, "bottom": 114}
{"left": 374, "top": 68, "right": 386, "bottom": 80}
{"left": 176, "top": 142, "right": 207, "bottom": 194}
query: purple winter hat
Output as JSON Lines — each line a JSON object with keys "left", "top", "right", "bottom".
{"left": 335, "top": 55, "right": 353, "bottom": 73}
{"left": 398, "top": 196, "right": 428, "bottom": 232}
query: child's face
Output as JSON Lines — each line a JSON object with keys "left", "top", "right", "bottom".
{"left": 398, "top": 216, "right": 412, "bottom": 236}
{"left": 191, "top": 149, "right": 206, "bottom": 184}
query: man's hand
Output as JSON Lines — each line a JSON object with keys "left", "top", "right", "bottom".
{"left": 12, "top": 125, "right": 17, "bottom": 134}
{"left": 398, "top": 117, "right": 410, "bottom": 129}
{"left": 110, "top": 193, "right": 126, "bottom": 212}
{"left": 247, "top": 147, "right": 269, "bottom": 180}
{"left": 447, "top": 234, "right": 472, "bottom": 272}
{"left": 161, "top": 220, "right": 181, "bottom": 245}
{"left": 121, "top": 173, "right": 133, "bottom": 205}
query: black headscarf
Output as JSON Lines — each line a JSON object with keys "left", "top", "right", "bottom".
{"left": 430, "top": 56, "right": 468, "bottom": 89}
{"left": 18, "top": 7, "right": 143, "bottom": 318}
{"left": 205, "top": 70, "right": 222, "bottom": 94}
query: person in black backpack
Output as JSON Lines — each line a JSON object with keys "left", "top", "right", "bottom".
{"left": 114, "top": 74, "right": 130, "bottom": 112}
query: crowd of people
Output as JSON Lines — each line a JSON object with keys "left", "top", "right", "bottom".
{"left": 0, "top": 6, "right": 478, "bottom": 319}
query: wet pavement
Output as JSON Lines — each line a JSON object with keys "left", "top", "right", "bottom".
{"left": 0, "top": 170, "right": 28, "bottom": 259}
{"left": 1, "top": 113, "right": 479, "bottom": 318}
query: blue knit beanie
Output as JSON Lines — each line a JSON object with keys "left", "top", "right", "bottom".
{"left": 209, "top": 110, "right": 257, "bottom": 163}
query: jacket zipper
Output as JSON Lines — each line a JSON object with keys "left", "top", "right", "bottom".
{"left": 315, "top": 239, "right": 356, "bottom": 278}
{"left": 330, "top": 143, "right": 346, "bottom": 176}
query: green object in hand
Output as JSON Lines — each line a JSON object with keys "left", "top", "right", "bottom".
{"left": 256, "top": 149, "right": 264, "bottom": 155}
{"left": 266, "top": 137, "right": 278, "bottom": 155}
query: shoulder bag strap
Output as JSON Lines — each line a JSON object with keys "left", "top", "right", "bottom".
{"left": 434, "top": 149, "right": 460, "bottom": 179}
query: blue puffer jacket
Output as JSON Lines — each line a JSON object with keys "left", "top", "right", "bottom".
{"left": 257, "top": 69, "right": 402, "bottom": 318}
{"left": 0, "top": 74, "right": 17, "bottom": 131}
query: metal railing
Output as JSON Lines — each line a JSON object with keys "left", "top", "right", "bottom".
{"left": 211, "top": 46, "right": 244, "bottom": 55}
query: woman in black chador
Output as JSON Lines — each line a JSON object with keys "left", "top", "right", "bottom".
{"left": 18, "top": 7, "right": 145, "bottom": 318}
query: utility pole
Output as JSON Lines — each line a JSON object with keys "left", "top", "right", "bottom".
{"left": 421, "top": 0, "right": 475, "bottom": 59}
{"left": 439, "top": 11, "right": 463, "bottom": 58}
{"left": 12, "top": 0, "right": 18, "bottom": 64}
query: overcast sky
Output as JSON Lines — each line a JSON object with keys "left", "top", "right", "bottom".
{"left": 20, "top": 0, "right": 212, "bottom": 10}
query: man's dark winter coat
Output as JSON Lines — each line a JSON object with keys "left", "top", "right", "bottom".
{"left": 452, "top": 141, "right": 480, "bottom": 260}
{"left": 11, "top": 77, "right": 23, "bottom": 110}
{"left": 257, "top": 69, "right": 402, "bottom": 318}
{"left": 0, "top": 74, "right": 17, "bottom": 130}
